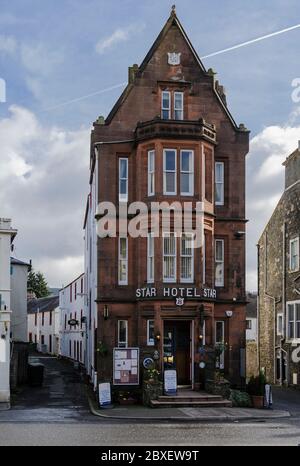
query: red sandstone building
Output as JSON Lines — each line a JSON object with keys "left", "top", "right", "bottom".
{"left": 84, "top": 7, "right": 249, "bottom": 391}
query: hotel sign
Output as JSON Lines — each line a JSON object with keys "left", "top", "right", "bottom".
{"left": 136, "top": 287, "right": 217, "bottom": 303}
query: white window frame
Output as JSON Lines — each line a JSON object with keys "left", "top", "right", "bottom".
{"left": 147, "top": 233, "right": 155, "bottom": 283}
{"left": 161, "top": 91, "right": 171, "bottom": 120}
{"left": 119, "top": 158, "right": 128, "bottom": 202}
{"left": 118, "top": 320, "right": 128, "bottom": 348}
{"left": 286, "top": 301, "right": 300, "bottom": 342}
{"left": 147, "top": 319, "right": 155, "bottom": 346}
{"left": 163, "top": 149, "right": 177, "bottom": 195}
{"left": 174, "top": 91, "right": 184, "bottom": 120}
{"left": 215, "top": 161, "right": 224, "bottom": 206}
{"left": 215, "top": 320, "right": 225, "bottom": 369}
{"left": 163, "top": 232, "right": 177, "bottom": 283}
{"left": 277, "top": 313, "right": 283, "bottom": 336}
{"left": 180, "top": 233, "right": 194, "bottom": 283}
{"left": 148, "top": 150, "right": 155, "bottom": 196}
{"left": 180, "top": 150, "right": 194, "bottom": 196}
{"left": 118, "top": 237, "right": 128, "bottom": 285}
{"left": 215, "top": 239, "right": 225, "bottom": 287}
{"left": 290, "top": 237, "right": 299, "bottom": 272}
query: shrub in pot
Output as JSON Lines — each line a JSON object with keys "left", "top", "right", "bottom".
{"left": 247, "top": 371, "right": 266, "bottom": 408}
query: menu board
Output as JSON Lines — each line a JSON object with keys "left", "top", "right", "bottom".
{"left": 113, "top": 348, "right": 139, "bottom": 385}
{"left": 99, "top": 383, "right": 111, "bottom": 407}
{"left": 164, "top": 369, "right": 177, "bottom": 395}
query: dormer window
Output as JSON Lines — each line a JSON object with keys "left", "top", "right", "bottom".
{"left": 161, "top": 90, "right": 184, "bottom": 120}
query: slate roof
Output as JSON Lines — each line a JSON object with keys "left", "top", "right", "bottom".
{"left": 11, "top": 257, "right": 31, "bottom": 267}
{"left": 27, "top": 296, "right": 59, "bottom": 314}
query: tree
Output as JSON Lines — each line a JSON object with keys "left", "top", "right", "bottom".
{"left": 27, "top": 270, "right": 50, "bottom": 298}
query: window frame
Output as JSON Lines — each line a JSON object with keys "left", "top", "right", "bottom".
{"left": 163, "top": 149, "right": 177, "bottom": 195}
{"left": 147, "top": 233, "right": 155, "bottom": 283}
{"left": 286, "top": 301, "right": 300, "bottom": 342}
{"left": 119, "top": 158, "right": 128, "bottom": 203}
{"left": 289, "top": 237, "right": 299, "bottom": 272}
{"left": 118, "top": 237, "right": 128, "bottom": 285}
{"left": 161, "top": 91, "right": 171, "bottom": 120}
{"left": 180, "top": 150, "right": 194, "bottom": 196}
{"left": 163, "top": 232, "right": 177, "bottom": 283}
{"left": 215, "top": 161, "right": 225, "bottom": 206}
{"left": 118, "top": 320, "right": 128, "bottom": 348}
{"left": 246, "top": 319, "right": 252, "bottom": 330}
{"left": 174, "top": 91, "right": 184, "bottom": 120}
{"left": 180, "top": 233, "right": 194, "bottom": 283}
{"left": 215, "top": 239, "right": 225, "bottom": 288}
{"left": 148, "top": 150, "right": 155, "bottom": 196}
{"left": 147, "top": 319, "right": 155, "bottom": 346}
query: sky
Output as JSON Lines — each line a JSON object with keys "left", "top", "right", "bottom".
{"left": 0, "top": 0, "right": 300, "bottom": 290}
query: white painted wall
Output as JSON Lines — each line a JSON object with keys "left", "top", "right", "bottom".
{"left": 11, "top": 262, "right": 29, "bottom": 342}
{"left": 0, "top": 218, "right": 17, "bottom": 405}
{"left": 28, "top": 306, "right": 60, "bottom": 355}
{"left": 59, "top": 274, "right": 86, "bottom": 364}
{"left": 84, "top": 151, "right": 98, "bottom": 387}
{"left": 246, "top": 317, "right": 257, "bottom": 341}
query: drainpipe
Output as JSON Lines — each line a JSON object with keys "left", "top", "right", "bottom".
{"left": 282, "top": 222, "right": 286, "bottom": 385}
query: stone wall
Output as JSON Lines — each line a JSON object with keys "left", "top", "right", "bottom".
{"left": 246, "top": 340, "right": 258, "bottom": 379}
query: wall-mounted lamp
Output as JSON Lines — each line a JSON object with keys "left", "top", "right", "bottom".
{"left": 225, "top": 310, "right": 233, "bottom": 318}
{"left": 103, "top": 305, "right": 109, "bottom": 320}
{"left": 155, "top": 333, "right": 161, "bottom": 342}
{"left": 199, "top": 334, "right": 203, "bottom": 341}
{"left": 234, "top": 231, "right": 245, "bottom": 240}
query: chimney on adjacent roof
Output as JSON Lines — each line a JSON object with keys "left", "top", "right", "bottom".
{"left": 283, "top": 142, "right": 300, "bottom": 189}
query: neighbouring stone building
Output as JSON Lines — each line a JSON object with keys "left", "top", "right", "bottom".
{"left": 258, "top": 144, "right": 300, "bottom": 387}
{"left": 84, "top": 7, "right": 249, "bottom": 392}
{"left": 246, "top": 292, "right": 258, "bottom": 379}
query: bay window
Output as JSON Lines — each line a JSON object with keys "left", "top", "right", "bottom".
{"left": 180, "top": 150, "right": 194, "bottom": 195}
{"left": 148, "top": 150, "right": 155, "bottom": 196}
{"left": 163, "top": 149, "right": 177, "bottom": 195}
{"left": 215, "top": 239, "right": 224, "bottom": 287}
{"left": 180, "top": 233, "right": 194, "bottom": 282}
{"left": 147, "top": 233, "right": 154, "bottom": 283}
{"left": 163, "top": 233, "right": 176, "bottom": 282}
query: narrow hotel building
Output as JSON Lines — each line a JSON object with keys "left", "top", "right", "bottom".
{"left": 84, "top": 8, "right": 249, "bottom": 389}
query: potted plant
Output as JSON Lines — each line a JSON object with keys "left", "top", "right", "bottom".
{"left": 247, "top": 371, "right": 266, "bottom": 408}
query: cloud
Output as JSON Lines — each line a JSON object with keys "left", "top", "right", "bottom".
{"left": 0, "top": 34, "right": 17, "bottom": 55}
{"left": 95, "top": 24, "right": 145, "bottom": 55}
{"left": 20, "top": 43, "right": 64, "bottom": 76}
{"left": 246, "top": 123, "right": 300, "bottom": 291}
{"left": 0, "top": 105, "right": 90, "bottom": 287}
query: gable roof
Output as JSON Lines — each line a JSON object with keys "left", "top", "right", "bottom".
{"left": 104, "top": 9, "right": 240, "bottom": 130}
{"left": 27, "top": 296, "right": 59, "bottom": 314}
{"left": 11, "top": 257, "right": 31, "bottom": 268}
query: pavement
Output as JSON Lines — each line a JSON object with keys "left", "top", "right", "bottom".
{"left": 0, "top": 353, "right": 293, "bottom": 424}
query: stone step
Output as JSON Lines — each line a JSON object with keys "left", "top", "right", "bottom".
{"left": 157, "top": 395, "right": 224, "bottom": 403}
{"left": 150, "top": 399, "right": 232, "bottom": 408}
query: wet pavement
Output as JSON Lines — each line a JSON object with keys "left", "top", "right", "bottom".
{"left": 0, "top": 354, "right": 94, "bottom": 423}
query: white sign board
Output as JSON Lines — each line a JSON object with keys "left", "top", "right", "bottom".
{"left": 99, "top": 383, "right": 111, "bottom": 407}
{"left": 292, "top": 346, "right": 300, "bottom": 363}
{"left": 164, "top": 369, "right": 177, "bottom": 395}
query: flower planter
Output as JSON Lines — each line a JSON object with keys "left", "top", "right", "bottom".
{"left": 251, "top": 395, "right": 264, "bottom": 409}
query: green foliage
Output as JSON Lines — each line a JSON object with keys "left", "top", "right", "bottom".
{"left": 144, "top": 368, "right": 160, "bottom": 382}
{"left": 96, "top": 341, "right": 108, "bottom": 356}
{"left": 247, "top": 371, "right": 267, "bottom": 396}
{"left": 27, "top": 269, "right": 49, "bottom": 298}
{"left": 230, "top": 390, "right": 252, "bottom": 407}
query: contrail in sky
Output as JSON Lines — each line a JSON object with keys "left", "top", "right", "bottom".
{"left": 44, "top": 23, "right": 300, "bottom": 111}
{"left": 201, "top": 23, "right": 300, "bottom": 59}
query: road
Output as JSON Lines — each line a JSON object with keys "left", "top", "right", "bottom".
{"left": 0, "top": 355, "right": 300, "bottom": 446}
